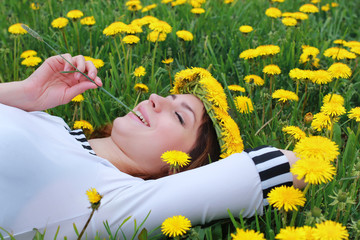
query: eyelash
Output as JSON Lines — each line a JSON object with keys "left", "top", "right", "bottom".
{"left": 175, "top": 112, "right": 184, "bottom": 125}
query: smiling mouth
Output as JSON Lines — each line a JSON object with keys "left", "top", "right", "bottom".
{"left": 135, "top": 110, "right": 149, "bottom": 126}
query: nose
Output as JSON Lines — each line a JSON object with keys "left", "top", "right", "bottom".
{"left": 149, "top": 94, "right": 168, "bottom": 112}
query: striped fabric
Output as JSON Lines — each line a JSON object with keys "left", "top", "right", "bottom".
{"left": 68, "top": 129, "right": 96, "bottom": 155}
{"left": 244, "top": 145, "right": 293, "bottom": 206}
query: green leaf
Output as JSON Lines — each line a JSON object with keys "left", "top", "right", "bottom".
{"left": 137, "top": 228, "right": 148, "bottom": 240}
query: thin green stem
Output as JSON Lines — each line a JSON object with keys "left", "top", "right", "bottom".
{"left": 73, "top": 21, "right": 81, "bottom": 54}
{"left": 151, "top": 40, "right": 159, "bottom": 90}
{"left": 61, "top": 28, "right": 69, "bottom": 50}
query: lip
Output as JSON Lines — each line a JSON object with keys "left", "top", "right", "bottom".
{"left": 129, "top": 106, "right": 150, "bottom": 127}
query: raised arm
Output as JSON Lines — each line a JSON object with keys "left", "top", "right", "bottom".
{"left": 0, "top": 54, "right": 102, "bottom": 111}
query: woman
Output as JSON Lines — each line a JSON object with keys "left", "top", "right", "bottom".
{"left": 0, "top": 54, "right": 303, "bottom": 239}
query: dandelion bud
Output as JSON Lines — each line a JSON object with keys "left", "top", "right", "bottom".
{"left": 311, "top": 206, "right": 322, "bottom": 218}
{"left": 337, "top": 190, "right": 347, "bottom": 203}
{"left": 304, "top": 112, "right": 313, "bottom": 124}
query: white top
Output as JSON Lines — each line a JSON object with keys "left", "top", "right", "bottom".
{"left": 0, "top": 103, "right": 264, "bottom": 240}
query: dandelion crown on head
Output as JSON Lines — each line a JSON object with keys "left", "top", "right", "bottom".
{"left": 171, "top": 68, "right": 244, "bottom": 158}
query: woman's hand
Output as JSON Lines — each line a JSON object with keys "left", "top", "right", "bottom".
{"left": 21, "top": 54, "right": 103, "bottom": 111}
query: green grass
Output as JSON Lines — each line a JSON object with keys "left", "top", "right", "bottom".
{"left": 1, "top": 0, "right": 360, "bottom": 239}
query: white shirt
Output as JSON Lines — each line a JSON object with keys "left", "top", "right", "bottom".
{"left": 0, "top": 103, "right": 263, "bottom": 239}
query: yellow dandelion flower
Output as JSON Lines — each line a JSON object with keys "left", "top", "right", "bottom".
{"left": 309, "top": 70, "right": 333, "bottom": 85}
{"left": 299, "top": 4, "right": 319, "bottom": 13}
{"left": 292, "top": 12, "right": 309, "bottom": 20}
{"left": 272, "top": 89, "right": 298, "bottom": 103}
{"left": 162, "top": 58, "right": 174, "bottom": 64}
{"left": 138, "top": 16, "right": 159, "bottom": 25}
{"left": 71, "top": 94, "right": 85, "bottom": 103}
{"left": 147, "top": 31, "right": 167, "bottom": 42}
{"left": 313, "top": 221, "right": 349, "bottom": 240}
{"left": 103, "top": 21, "right": 127, "bottom": 36}
{"left": 218, "top": 113, "right": 244, "bottom": 158}
{"left": 256, "top": 45, "right": 280, "bottom": 56}
{"left": 304, "top": 112, "right": 313, "bottom": 124}
{"left": 311, "top": 0, "right": 321, "bottom": 3}
{"left": 149, "top": 20, "right": 172, "bottom": 33}
{"left": 268, "top": 186, "right": 306, "bottom": 212}
{"left": 126, "top": 0, "right": 142, "bottom": 11}
{"left": 234, "top": 96, "right": 254, "bottom": 114}
{"left": 272, "top": 0, "right": 285, "bottom": 2}
{"left": 171, "top": 0, "right": 187, "bottom": 6}
{"left": 265, "top": 7, "right": 282, "bottom": 18}
{"left": 289, "top": 68, "right": 312, "bottom": 81}
{"left": 244, "top": 75, "right": 265, "bottom": 86}
{"left": 122, "top": 35, "right": 140, "bottom": 45}
{"left": 327, "top": 62, "right": 352, "bottom": 79}
{"left": 301, "top": 226, "right": 316, "bottom": 240}
{"left": 162, "top": 0, "right": 173, "bottom": 3}
{"left": 86, "top": 188, "right": 102, "bottom": 204}
{"left": 282, "top": 17, "right": 297, "bottom": 26}
{"left": 21, "top": 56, "right": 42, "bottom": 67}
{"left": 228, "top": 85, "right": 245, "bottom": 92}
{"left": 30, "top": 2, "right": 40, "bottom": 10}
{"left": 293, "top": 136, "right": 339, "bottom": 162}
{"left": 311, "top": 112, "right": 332, "bottom": 131}
{"left": 334, "top": 39, "right": 347, "bottom": 45}
{"left": 189, "top": 0, "right": 202, "bottom": 8}
{"left": 350, "top": 46, "right": 360, "bottom": 55}
{"left": 321, "top": 4, "right": 330, "bottom": 11}
{"left": 176, "top": 30, "right": 194, "bottom": 41}
{"left": 321, "top": 102, "right": 346, "bottom": 118}
{"left": 263, "top": 64, "right": 281, "bottom": 75}
{"left": 302, "top": 45, "right": 320, "bottom": 56}
{"left": 231, "top": 228, "right": 265, "bottom": 240}
{"left": 73, "top": 120, "right": 94, "bottom": 134}
{"left": 134, "top": 83, "right": 149, "bottom": 93}
{"left": 331, "top": 2, "right": 339, "bottom": 7}
{"left": 348, "top": 107, "right": 360, "bottom": 122}
{"left": 8, "top": 23, "right": 28, "bottom": 35}
{"left": 324, "top": 47, "right": 357, "bottom": 60}
{"left": 282, "top": 126, "right": 306, "bottom": 140}
{"left": 239, "top": 25, "right": 253, "bottom": 33}
{"left": 275, "top": 226, "right": 306, "bottom": 240}
{"left": 142, "top": 4, "right": 157, "bottom": 12}
{"left": 66, "top": 10, "right": 84, "bottom": 20}
{"left": 323, "top": 93, "right": 344, "bottom": 105}
{"left": 133, "top": 66, "right": 146, "bottom": 77}
{"left": 80, "top": 16, "right": 96, "bottom": 26}
{"left": 191, "top": 7, "right": 205, "bottom": 14}
{"left": 239, "top": 49, "right": 259, "bottom": 60}
{"left": 161, "top": 215, "right": 191, "bottom": 238}
{"left": 124, "top": 24, "right": 143, "bottom": 34}
{"left": 51, "top": 17, "right": 69, "bottom": 29}
{"left": 343, "top": 41, "right": 360, "bottom": 48}
{"left": 20, "top": 50, "right": 37, "bottom": 58}
{"left": 161, "top": 150, "right": 191, "bottom": 168}
{"left": 224, "top": 0, "right": 234, "bottom": 3}
{"left": 84, "top": 56, "right": 104, "bottom": 69}
{"left": 291, "top": 157, "right": 336, "bottom": 184}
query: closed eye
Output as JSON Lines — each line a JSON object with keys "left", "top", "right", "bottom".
{"left": 175, "top": 112, "right": 184, "bottom": 125}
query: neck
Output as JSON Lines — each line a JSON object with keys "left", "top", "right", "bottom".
{"left": 88, "top": 137, "right": 145, "bottom": 177}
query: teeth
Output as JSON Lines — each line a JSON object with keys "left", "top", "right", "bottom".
{"left": 135, "top": 111, "right": 149, "bottom": 126}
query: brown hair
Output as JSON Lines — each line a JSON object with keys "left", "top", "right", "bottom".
{"left": 89, "top": 109, "right": 220, "bottom": 179}
{"left": 180, "top": 108, "right": 220, "bottom": 171}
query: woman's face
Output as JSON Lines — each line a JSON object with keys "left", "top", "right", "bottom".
{"left": 111, "top": 94, "right": 205, "bottom": 175}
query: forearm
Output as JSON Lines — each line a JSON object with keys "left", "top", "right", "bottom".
{"left": 0, "top": 81, "right": 34, "bottom": 111}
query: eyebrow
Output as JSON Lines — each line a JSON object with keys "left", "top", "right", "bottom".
{"left": 171, "top": 95, "right": 196, "bottom": 122}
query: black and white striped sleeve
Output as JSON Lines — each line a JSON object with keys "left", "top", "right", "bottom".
{"left": 244, "top": 145, "right": 293, "bottom": 206}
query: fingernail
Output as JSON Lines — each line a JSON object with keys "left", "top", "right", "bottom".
{"left": 89, "top": 72, "right": 95, "bottom": 79}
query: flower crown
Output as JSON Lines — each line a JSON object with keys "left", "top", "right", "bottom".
{"left": 170, "top": 67, "right": 244, "bottom": 158}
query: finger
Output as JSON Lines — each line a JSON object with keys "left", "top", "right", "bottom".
{"left": 62, "top": 53, "right": 74, "bottom": 72}
{"left": 64, "top": 81, "right": 99, "bottom": 102}
{"left": 84, "top": 61, "right": 98, "bottom": 80}
{"left": 73, "top": 55, "right": 86, "bottom": 79}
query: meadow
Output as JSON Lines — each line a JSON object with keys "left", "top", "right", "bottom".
{"left": 2, "top": 0, "right": 360, "bottom": 239}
